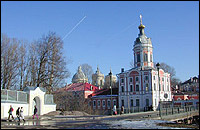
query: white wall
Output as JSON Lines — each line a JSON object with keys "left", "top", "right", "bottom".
{"left": 1, "top": 102, "right": 29, "bottom": 119}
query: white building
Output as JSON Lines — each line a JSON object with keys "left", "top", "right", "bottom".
{"left": 116, "top": 15, "right": 172, "bottom": 112}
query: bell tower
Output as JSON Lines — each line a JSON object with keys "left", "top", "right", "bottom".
{"left": 133, "top": 15, "right": 154, "bottom": 69}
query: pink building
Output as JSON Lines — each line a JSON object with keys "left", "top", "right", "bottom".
{"left": 117, "top": 15, "right": 172, "bottom": 111}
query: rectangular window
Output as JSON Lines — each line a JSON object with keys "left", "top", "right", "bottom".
{"left": 137, "top": 54, "right": 140, "bottom": 62}
{"left": 136, "top": 85, "right": 139, "bottom": 91}
{"left": 150, "top": 54, "right": 152, "bottom": 62}
{"left": 163, "top": 85, "right": 164, "bottom": 91}
{"left": 162, "top": 78, "right": 164, "bottom": 81}
{"left": 130, "top": 77, "right": 133, "bottom": 83}
{"left": 155, "top": 99, "right": 157, "bottom": 106}
{"left": 121, "top": 86, "right": 124, "bottom": 92}
{"left": 136, "top": 99, "right": 140, "bottom": 107}
{"left": 154, "top": 83, "right": 156, "bottom": 91}
{"left": 145, "top": 76, "right": 148, "bottom": 81}
{"left": 153, "top": 76, "right": 155, "bottom": 80}
{"left": 130, "top": 85, "right": 133, "bottom": 92}
{"left": 121, "top": 78, "right": 124, "bottom": 83}
{"left": 131, "top": 99, "right": 134, "bottom": 107}
{"left": 146, "top": 99, "right": 149, "bottom": 106}
{"left": 121, "top": 99, "right": 124, "bottom": 106}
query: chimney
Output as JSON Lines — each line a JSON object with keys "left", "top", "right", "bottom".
{"left": 121, "top": 68, "right": 124, "bottom": 73}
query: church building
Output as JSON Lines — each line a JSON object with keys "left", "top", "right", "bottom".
{"left": 116, "top": 15, "right": 172, "bottom": 111}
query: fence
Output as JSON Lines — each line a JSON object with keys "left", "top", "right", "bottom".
{"left": 160, "top": 105, "right": 199, "bottom": 117}
{"left": 93, "top": 106, "right": 153, "bottom": 115}
{"left": 44, "top": 94, "right": 55, "bottom": 104}
{"left": 1, "top": 89, "right": 28, "bottom": 103}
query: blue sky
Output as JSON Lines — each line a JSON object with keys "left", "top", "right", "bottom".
{"left": 1, "top": 1, "right": 199, "bottom": 84}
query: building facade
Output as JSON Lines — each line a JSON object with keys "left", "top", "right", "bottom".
{"left": 117, "top": 15, "right": 172, "bottom": 111}
{"left": 88, "top": 88, "right": 118, "bottom": 115}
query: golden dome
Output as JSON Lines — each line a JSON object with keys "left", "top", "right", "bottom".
{"left": 138, "top": 24, "right": 145, "bottom": 29}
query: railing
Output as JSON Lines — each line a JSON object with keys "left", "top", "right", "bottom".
{"left": 1, "top": 89, "right": 28, "bottom": 103}
{"left": 44, "top": 94, "right": 55, "bottom": 104}
{"left": 160, "top": 105, "right": 199, "bottom": 117}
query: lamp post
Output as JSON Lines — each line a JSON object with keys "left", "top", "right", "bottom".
{"left": 109, "top": 70, "right": 113, "bottom": 115}
{"left": 156, "top": 63, "right": 161, "bottom": 118}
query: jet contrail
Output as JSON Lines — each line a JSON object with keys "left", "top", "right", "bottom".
{"left": 62, "top": 16, "right": 87, "bottom": 40}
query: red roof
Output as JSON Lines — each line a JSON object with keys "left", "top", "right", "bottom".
{"left": 56, "top": 82, "right": 100, "bottom": 92}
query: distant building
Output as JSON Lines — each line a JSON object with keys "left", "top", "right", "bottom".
{"left": 88, "top": 87, "right": 118, "bottom": 115}
{"left": 92, "top": 66, "right": 105, "bottom": 89}
{"left": 92, "top": 67, "right": 117, "bottom": 89}
{"left": 171, "top": 76, "right": 199, "bottom": 102}
{"left": 116, "top": 15, "right": 172, "bottom": 111}
{"left": 54, "top": 82, "right": 99, "bottom": 111}
{"left": 72, "top": 66, "right": 88, "bottom": 83}
{"left": 179, "top": 76, "right": 199, "bottom": 92}
{"left": 172, "top": 92, "right": 199, "bottom": 101}
{"left": 104, "top": 69, "right": 117, "bottom": 89}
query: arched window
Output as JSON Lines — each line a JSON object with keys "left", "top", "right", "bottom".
{"left": 145, "top": 84, "right": 149, "bottom": 92}
{"left": 177, "top": 98, "right": 182, "bottom": 101}
{"left": 144, "top": 53, "right": 148, "bottom": 62}
{"left": 137, "top": 54, "right": 140, "bottom": 62}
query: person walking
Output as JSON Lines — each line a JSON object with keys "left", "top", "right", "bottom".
{"left": 8, "top": 105, "right": 14, "bottom": 121}
{"left": 33, "top": 105, "right": 39, "bottom": 119}
{"left": 20, "top": 107, "right": 25, "bottom": 122}
{"left": 16, "top": 107, "right": 20, "bottom": 122}
{"left": 113, "top": 105, "right": 117, "bottom": 115}
{"left": 121, "top": 105, "right": 124, "bottom": 115}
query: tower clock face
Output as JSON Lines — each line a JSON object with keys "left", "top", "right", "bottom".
{"left": 164, "top": 93, "right": 168, "bottom": 99}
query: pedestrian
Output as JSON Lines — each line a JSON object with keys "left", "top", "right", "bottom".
{"left": 121, "top": 105, "right": 124, "bottom": 115}
{"left": 20, "top": 107, "right": 25, "bottom": 122}
{"left": 8, "top": 105, "right": 14, "bottom": 121}
{"left": 16, "top": 107, "right": 20, "bottom": 122}
{"left": 113, "top": 105, "right": 117, "bottom": 115}
{"left": 33, "top": 105, "right": 39, "bottom": 119}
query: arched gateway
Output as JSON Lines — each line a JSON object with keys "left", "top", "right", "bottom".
{"left": 33, "top": 96, "right": 41, "bottom": 115}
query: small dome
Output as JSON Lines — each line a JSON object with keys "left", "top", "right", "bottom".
{"left": 138, "top": 24, "right": 145, "bottom": 29}
{"left": 72, "top": 66, "right": 88, "bottom": 83}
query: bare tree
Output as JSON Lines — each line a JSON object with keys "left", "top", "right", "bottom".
{"left": 1, "top": 34, "right": 19, "bottom": 89}
{"left": 156, "top": 62, "right": 181, "bottom": 86}
{"left": 159, "top": 62, "right": 176, "bottom": 78}
{"left": 81, "top": 63, "right": 93, "bottom": 83}
{"left": 18, "top": 41, "right": 29, "bottom": 90}
{"left": 32, "top": 32, "right": 70, "bottom": 93}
